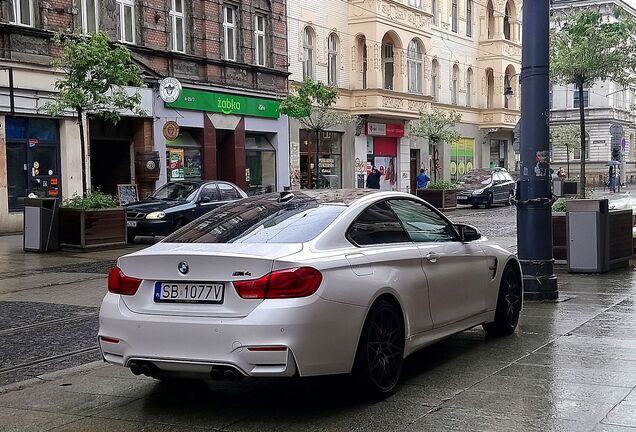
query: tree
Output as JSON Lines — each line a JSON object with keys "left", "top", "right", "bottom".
{"left": 279, "top": 79, "right": 353, "bottom": 189}
{"left": 410, "top": 109, "right": 462, "bottom": 181}
{"left": 551, "top": 124, "right": 581, "bottom": 178}
{"left": 43, "top": 32, "right": 146, "bottom": 195}
{"left": 551, "top": 8, "right": 636, "bottom": 196}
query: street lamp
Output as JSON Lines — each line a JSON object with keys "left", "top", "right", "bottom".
{"left": 504, "top": 73, "right": 521, "bottom": 99}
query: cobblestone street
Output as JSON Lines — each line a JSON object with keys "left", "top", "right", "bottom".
{"left": 1, "top": 205, "right": 636, "bottom": 431}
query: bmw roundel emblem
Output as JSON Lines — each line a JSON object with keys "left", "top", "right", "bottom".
{"left": 178, "top": 262, "right": 189, "bottom": 275}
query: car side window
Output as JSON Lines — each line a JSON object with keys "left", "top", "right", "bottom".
{"left": 199, "top": 184, "right": 220, "bottom": 202}
{"left": 494, "top": 173, "right": 505, "bottom": 183}
{"left": 347, "top": 201, "right": 410, "bottom": 246}
{"left": 388, "top": 199, "right": 457, "bottom": 243}
{"left": 218, "top": 183, "right": 241, "bottom": 201}
{"left": 504, "top": 172, "right": 514, "bottom": 182}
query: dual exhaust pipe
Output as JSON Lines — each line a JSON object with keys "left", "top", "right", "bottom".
{"left": 129, "top": 361, "right": 243, "bottom": 382}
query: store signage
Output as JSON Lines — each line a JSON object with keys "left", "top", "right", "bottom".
{"left": 163, "top": 121, "right": 180, "bottom": 141}
{"left": 159, "top": 77, "right": 183, "bottom": 103}
{"left": 366, "top": 122, "right": 404, "bottom": 137}
{"left": 166, "top": 88, "right": 281, "bottom": 119}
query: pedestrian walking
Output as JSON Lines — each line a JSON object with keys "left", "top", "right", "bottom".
{"left": 609, "top": 165, "right": 617, "bottom": 193}
{"left": 366, "top": 167, "right": 381, "bottom": 189}
{"left": 416, "top": 169, "right": 431, "bottom": 189}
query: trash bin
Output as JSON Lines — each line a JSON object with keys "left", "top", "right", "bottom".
{"left": 567, "top": 199, "right": 610, "bottom": 273}
{"left": 553, "top": 178, "right": 564, "bottom": 197}
{"left": 23, "top": 197, "right": 60, "bottom": 252}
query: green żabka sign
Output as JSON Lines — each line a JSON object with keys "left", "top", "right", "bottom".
{"left": 166, "top": 88, "right": 280, "bottom": 119}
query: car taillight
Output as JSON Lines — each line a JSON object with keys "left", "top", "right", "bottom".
{"left": 108, "top": 267, "right": 142, "bottom": 296}
{"left": 234, "top": 267, "right": 322, "bottom": 299}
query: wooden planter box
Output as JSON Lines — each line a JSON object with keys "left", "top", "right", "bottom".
{"left": 552, "top": 212, "right": 567, "bottom": 262}
{"left": 417, "top": 189, "right": 457, "bottom": 211}
{"left": 60, "top": 207, "right": 127, "bottom": 249}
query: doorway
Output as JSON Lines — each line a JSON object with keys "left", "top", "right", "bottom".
{"left": 89, "top": 118, "right": 133, "bottom": 196}
{"left": 410, "top": 149, "right": 420, "bottom": 194}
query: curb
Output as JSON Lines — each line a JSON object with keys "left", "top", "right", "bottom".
{"left": 0, "top": 360, "right": 107, "bottom": 395}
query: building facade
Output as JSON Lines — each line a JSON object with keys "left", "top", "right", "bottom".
{"left": 0, "top": 0, "right": 289, "bottom": 233}
{"left": 550, "top": 0, "right": 636, "bottom": 186}
{"left": 287, "top": 0, "right": 522, "bottom": 192}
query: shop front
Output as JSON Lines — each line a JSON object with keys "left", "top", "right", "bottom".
{"left": 450, "top": 138, "right": 476, "bottom": 182}
{"left": 299, "top": 130, "right": 343, "bottom": 189}
{"left": 365, "top": 122, "right": 405, "bottom": 191}
{"left": 155, "top": 86, "right": 289, "bottom": 195}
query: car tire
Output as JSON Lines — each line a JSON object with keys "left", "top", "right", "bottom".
{"left": 483, "top": 264, "right": 522, "bottom": 336}
{"left": 127, "top": 235, "right": 136, "bottom": 244}
{"left": 485, "top": 193, "right": 494, "bottom": 209}
{"left": 505, "top": 191, "right": 514, "bottom": 206}
{"left": 353, "top": 299, "right": 405, "bottom": 398}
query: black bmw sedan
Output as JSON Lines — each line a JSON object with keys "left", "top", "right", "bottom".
{"left": 125, "top": 180, "right": 247, "bottom": 241}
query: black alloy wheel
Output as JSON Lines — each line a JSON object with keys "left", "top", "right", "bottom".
{"left": 354, "top": 300, "right": 404, "bottom": 397}
{"left": 483, "top": 265, "right": 522, "bottom": 336}
{"left": 505, "top": 190, "right": 514, "bottom": 206}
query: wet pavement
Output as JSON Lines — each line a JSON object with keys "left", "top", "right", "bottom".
{"left": 0, "top": 205, "right": 636, "bottom": 431}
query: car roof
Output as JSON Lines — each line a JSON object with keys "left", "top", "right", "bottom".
{"left": 278, "top": 189, "right": 382, "bottom": 206}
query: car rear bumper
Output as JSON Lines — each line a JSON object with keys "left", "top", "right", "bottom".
{"left": 127, "top": 220, "right": 173, "bottom": 238}
{"left": 98, "top": 292, "right": 366, "bottom": 378}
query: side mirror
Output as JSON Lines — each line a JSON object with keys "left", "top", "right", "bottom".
{"left": 456, "top": 224, "right": 482, "bottom": 242}
{"left": 199, "top": 196, "right": 211, "bottom": 204}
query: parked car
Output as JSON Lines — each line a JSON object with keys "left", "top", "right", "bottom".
{"left": 456, "top": 168, "right": 516, "bottom": 208}
{"left": 125, "top": 180, "right": 247, "bottom": 241}
{"left": 100, "top": 189, "right": 523, "bottom": 396}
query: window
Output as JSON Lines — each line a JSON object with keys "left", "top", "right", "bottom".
{"left": 327, "top": 33, "right": 338, "bottom": 86}
{"left": 432, "top": 0, "right": 438, "bottom": 25}
{"left": 223, "top": 6, "right": 238, "bottom": 61}
{"left": 504, "top": 3, "right": 511, "bottom": 40}
{"left": 466, "top": 0, "right": 473, "bottom": 37}
{"left": 487, "top": 0, "right": 495, "bottom": 39}
{"left": 165, "top": 194, "right": 346, "bottom": 244}
{"left": 452, "top": 64, "right": 459, "bottom": 105}
{"left": 117, "top": 0, "right": 135, "bottom": 43}
{"left": 451, "top": 0, "right": 458, "bottom": 33}
{"left": 246, "top": 134, "right": 276, "bottom": 195}
{"left": 384, "top": 43, "right": 394, "bottom": 90}
{"left": 255, "top": 15, "right": 266, "bottom": 66}
{"left": 170, "top": 0, "right": 185, "bottom": 52}
{"left": 388, "top": 200, "right": 457, "bottom": 243}
{"left": 299, "top": 130, "right": 342, "bottom": 189}
{"left": 504, "top": 72, "right": 511, "bottom": 109}
{"left": 573, "top": 89, "right": 589, "bottom": 108}
{"left": 466, "top": 68, "right": 473, "bottom": 107}
{"left": 303, "top": 27, "right": 315, "bottom": 79}
{"left": 407, "top": 40, "right": 423, "bottom": 94}
{"left": 431, "top": 60, "right": 439, "bottom": 101}
{"left": 347, "top": 201, "right": 410, "bottom": 246}
{"left": 198, "top": 184, "right": 220, "bottom": 202}
{"left": 75, "top": 0, "right": 98, "bottom": 34}
{"left": 362, "top": 40, "right": 368, "bottom": 89}
{"left": 218, "top": 183, "right": 241, "bottom": 201}
{"left": 408, "top": 0, "right": 421, "bottom": 8}
{"left": 9, "top": 0, "right": 33, "bottom": 26}
{"left": 486, "top": 69, "right": 494, "bottom": 108}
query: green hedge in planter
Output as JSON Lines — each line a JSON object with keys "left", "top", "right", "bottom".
{"left": 425, "top": 180, "right": 457, "bottom": 191}
{"left": 63, "top": 192, "right": 118, "bottom": 209}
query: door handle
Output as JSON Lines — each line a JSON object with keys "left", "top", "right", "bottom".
{"left": 425, "top": 252, "right": 440, "bottom": 263}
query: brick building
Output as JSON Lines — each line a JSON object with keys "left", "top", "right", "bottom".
{"left": 0, "top": 0, "right": 290, "bottom": 232}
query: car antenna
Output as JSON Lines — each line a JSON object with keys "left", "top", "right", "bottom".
{"left": 278, "top": 186, "right": 294, "bottom": 203}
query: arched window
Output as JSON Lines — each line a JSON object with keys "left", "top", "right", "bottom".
{"left": 486, "top": 68, "right": 494, "bottom": 108}
{"left": 382, "top": 34, "right": 398, "bottom": 90}
{"left": 407, "top": 39, "right": 423, "bottom": 93}
{"left": 487, "top": 0, "right": 495, "bottom": 39}
{"left": 357, "top": 35, "right": 368, "bottom": 89}
{"left": 327, "top": 33, "right": 339, "bottom": 86}
{"left": 303, "top": 27, "right": 315, "bottom": 80}
{"left": 451, "top": 0, "right": 458, "bottom": 33}
{"left": 504, "top": 2, "right": 511, "bottom": 40}
{"left": 431, "top": 59, "right": 439, "bottom": 101}
{"left": 504, "top": 65, "right": 516, "bottom": 109}
{"left": 466, "top": 68, "right": 473, "bottom": 107}
{"left": 452, "top": 64, "right": 459, "bottom": 105}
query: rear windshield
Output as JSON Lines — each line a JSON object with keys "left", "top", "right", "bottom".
{"left": 164, "top": 193, "right": 346, "bottom": 244}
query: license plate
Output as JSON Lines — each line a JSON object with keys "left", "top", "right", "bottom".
{"left": 457, "top": 196, "right": 468, "bottom": 201}
{"left": 154, "top": 282, "right": 225, "bottom": 304}
{"left": 127, "top": 221, "right": 137, "bottom": 228}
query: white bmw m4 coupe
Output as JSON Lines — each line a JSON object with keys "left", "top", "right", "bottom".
{"left": 99, "top": 189, "right": 523, "bottom": 396}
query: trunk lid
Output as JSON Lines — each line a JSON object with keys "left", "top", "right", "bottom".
{"left": 119, "top": 242, "right": 303, "bottom": 318}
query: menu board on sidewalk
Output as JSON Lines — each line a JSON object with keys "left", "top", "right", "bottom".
{"left": 117, "top": 184, "right": 139, "bottom": 206}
